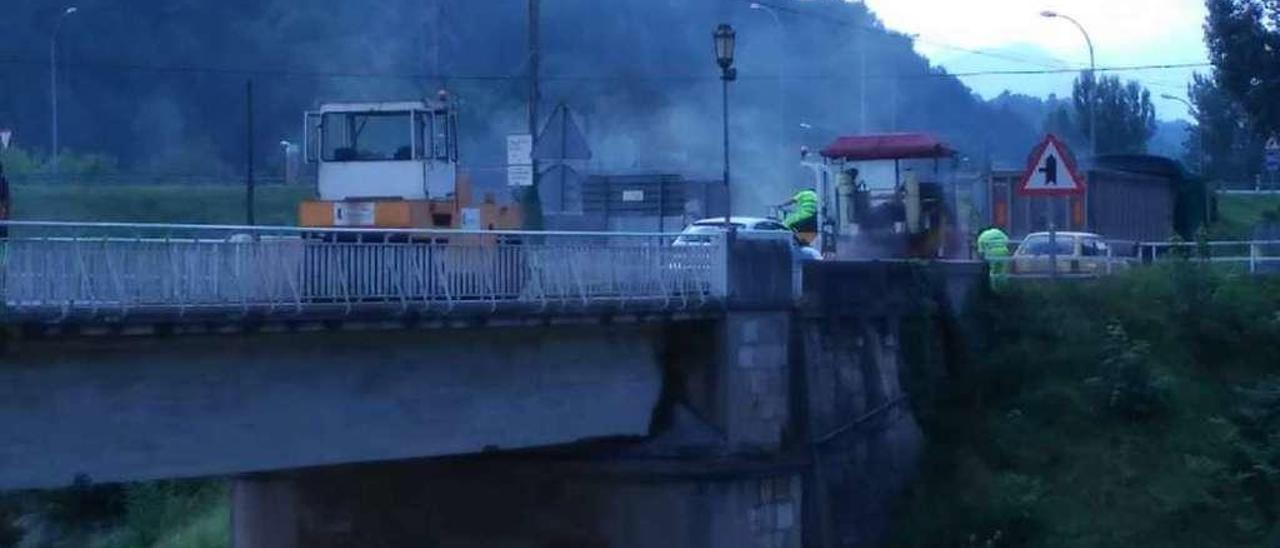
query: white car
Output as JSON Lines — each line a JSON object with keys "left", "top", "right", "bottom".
{"left": 674, "top": 217, "right": 823, "bottom": 263}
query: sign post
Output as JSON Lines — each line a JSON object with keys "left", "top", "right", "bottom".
{"left": 1016, "top": 135, "right": 1087, "bottom": 278}
{"left": 1265, "top": 137, "right": 1280, "bottom": 191}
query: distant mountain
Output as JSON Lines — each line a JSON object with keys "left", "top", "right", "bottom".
{"left": 928, "top": 42, "right": 1079, "bottom": 100}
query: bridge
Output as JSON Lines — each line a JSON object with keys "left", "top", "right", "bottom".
{"left": 0, "top": 222, "right": 728, "bottom": 324}
{"left": 0, "top": 221, "right": 985, "bottom": 548}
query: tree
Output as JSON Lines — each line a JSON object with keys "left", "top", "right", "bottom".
{"left": 1071, "top": 73, "right": 1158, "bottom": 155}
{"left": 1205, "top": 0, "right": 1280, "bottom": 138}
{"left": 1042, "top": 95, "right": 1087, "bottom": 152}
{"left": 1186, "top": 72, "right": 1262, "bottom": 183}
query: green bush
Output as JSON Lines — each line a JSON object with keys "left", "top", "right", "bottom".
{"left": 0, "top": 479, "right": 228, "bottom": 548}
{"left": 103, "top": 481, "right": 226, "bottom": 548}
{"left": 890, "top": 266, "right": 1280, "bottom": 547}
{"left": 1093, "top": 322, "right": 1168, "bottom": 419}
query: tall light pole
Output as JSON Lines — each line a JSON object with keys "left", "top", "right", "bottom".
{"left": 715, "top": 24, "right": 738, "bottom": 230}
{"left": 749, "top": 3, "right": 787, "bottom": 169}
{"left": 1041, "top": 10, "right": 1096, "bottom": 159}
{"left": 1162, "top": 94, "right": 1204, "bottom": 173}
{"left": 1163, "top": 93, "right": 1212, "bottom": 226}
{"left": 50, "top": 6, "right": 78, "bottom": 183}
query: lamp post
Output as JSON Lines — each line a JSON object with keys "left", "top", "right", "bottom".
{"left": 1161, "top": 94, "right": 1204, "bottom": 173}
{"left": 715, "top": 24, "right": 737, "bottom": 230}
{"left": 1163, "top": 93, "right": 1212, "bottom": 226}
{"left": 1041, "top": 10, "right": 1096, "bottom": 159}
{"left": 1041, "top": 10, "right": 1095, "bottom": 279}
{"left": 50, "top": 6, "right": 78, "bottom": 184}
{"left": 749, "top": 3, "right": 787, "bottom": 169}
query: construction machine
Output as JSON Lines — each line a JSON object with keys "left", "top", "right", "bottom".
{"left": 298, "top": 91, "right": 521, "bottom": 233}
{"left": 801, "top": 133, "right": 958, "bottom": 260}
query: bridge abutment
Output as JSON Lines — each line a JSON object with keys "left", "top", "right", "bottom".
{"left": 232, "top": 475, "right": 299, "bottom": 548}
{"left": 232, "top": 460, "right": 804, "bottom": 548}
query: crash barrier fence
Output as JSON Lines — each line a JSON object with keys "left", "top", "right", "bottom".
{"left": 986, "top": 239, "right": 1280, "bottom": 279}
{"left": 0, "top": 222, "right": 728, "bottom": 320}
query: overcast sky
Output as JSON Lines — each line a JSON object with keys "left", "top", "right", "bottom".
{"left": 860, "top": 0, "right": 1210, "bottom": 121}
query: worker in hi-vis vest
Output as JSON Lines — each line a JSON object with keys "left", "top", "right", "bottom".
{"left": 977, "top": 226, "right": 1011, "bottom": 287}
{"left": 780, "top": 189, "right": 819, "bottom": 233}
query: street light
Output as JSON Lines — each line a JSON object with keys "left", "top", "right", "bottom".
{"left": 50, "top": 6, "right": 78, "bottom": 183}
{"left": 1161, "top": 94, "right": 1204, "bottom": 172}
{"left": 1162, "top": 93, "right": 1212, "bottom": 224}
{"left": 1041, "top": 10, "right": 1096, "bottom": 159}
{"left": 714, "top": 24, "right": 737, "bottom": 229}
{"left": 749, "top": 3, "right": 788, "bottom": 168}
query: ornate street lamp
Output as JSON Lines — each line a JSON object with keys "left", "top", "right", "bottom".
{"left": 714, "top": 24, "right": 737, "bottom": 229}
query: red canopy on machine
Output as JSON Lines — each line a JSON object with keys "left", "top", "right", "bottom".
{"left": 820, "top": 133, "right": 954, "bottom": 161}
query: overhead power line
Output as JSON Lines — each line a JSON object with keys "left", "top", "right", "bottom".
{"left": 941, "top": 62, "right": 1211, "bottom": 79}
{"left": 0, "top": 53, "right": 1211, "bottom": 83}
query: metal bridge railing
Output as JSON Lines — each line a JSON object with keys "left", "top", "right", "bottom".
{"left": 987, "top": 239, "right": 1280, "bottom": 280}
{"left": 0, "top": 222, "right": 728, "bottom": 320}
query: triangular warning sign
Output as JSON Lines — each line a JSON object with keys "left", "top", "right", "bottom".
{"left": 533, "top": 103, "right": 592, "bottom": 161}
{"left": 0, "top": 129, "right": 11, "bottom": 150}
{"left": 1017, "top": 134, "right": 1085, "bottom": 196}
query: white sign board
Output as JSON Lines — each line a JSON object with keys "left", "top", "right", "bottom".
{"left": 0, "top": 129, "right": 11, "bottom": 150}
{"left": 460, "top": 208, "right": 480, "bottom": 230}
{"left": 622, "top": 190, "right": 645, "bottom": 202}
{"left": 507, "top": 134, "right": 534, "bottom": 187}
{"left": 507, "top": 165, "right": 534, "bottom": 187}
{"left": 1017, "top": 134, "right": 1085, "bottom": 196}
{"left": 333, "top": 202, "right": 376, "bottom": 227}
{"left": 507, "top": 134, "right": 533, "bottom": 166}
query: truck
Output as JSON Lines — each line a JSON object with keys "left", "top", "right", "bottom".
{"left": 801, "top": 133, "right": 962, "bottom": 260}
{"left": 298, "top": 91, "right": 521, "bottom": 233}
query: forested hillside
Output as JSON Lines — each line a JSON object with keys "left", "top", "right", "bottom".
{"left": 0, "top": 0, "right": 1047, "bottom": 205}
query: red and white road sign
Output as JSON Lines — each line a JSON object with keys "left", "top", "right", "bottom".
{"left": 1017, "top": 134, "right": 1086, "bottom": 197}
{"left": 0, "top": 129, "right": 11, "bottom": 150}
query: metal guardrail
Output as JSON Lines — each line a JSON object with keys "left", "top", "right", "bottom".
{"left": 988, "top": 239, "right": 1280, "bottom": 279}
{"left": 0, "top": 222, "right": 728, "bottom": 322}
{"left": 1136, "top": 240, "right": 1280, "bottom": 274}
{"left": 1217, "top": 189, "right": 1280, "bottom": 196}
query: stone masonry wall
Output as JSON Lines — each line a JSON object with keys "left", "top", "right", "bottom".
{"left": 721, "top": 311, "right": 792, "bottom": 450}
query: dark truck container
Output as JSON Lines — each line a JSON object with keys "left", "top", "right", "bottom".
{"left": 984, "top": 154, "right": 1203, "bottom": 246}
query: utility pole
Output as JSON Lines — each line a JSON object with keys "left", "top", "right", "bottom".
{"left": 246, "top": 80, "right": 256, "bottom": 227}
{"left": 50, "top": 7, "right": 79, "bottom": 184}
{"left": 526, "top": 0, "right": 542, "bottom": 229}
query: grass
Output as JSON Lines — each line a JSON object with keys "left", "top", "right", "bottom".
{"left": 9, "top": 184, "right": 314, "bottom": 226}
{"left": 1210, "top": 194, "right": 1280, "bottom": 240}
{"left": 890, "top": 265, "right": 1280, "bottom": 547}
{"left": 0, "top": 480, "right": 230, "bottom": 548}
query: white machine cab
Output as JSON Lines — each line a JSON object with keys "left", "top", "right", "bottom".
{"left": 305, "top": 97, "right": 458, "bottom": 202}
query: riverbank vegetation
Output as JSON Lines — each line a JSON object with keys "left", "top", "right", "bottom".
{"left": 892, "top": 263, "right": 1280, "bottom": 547}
